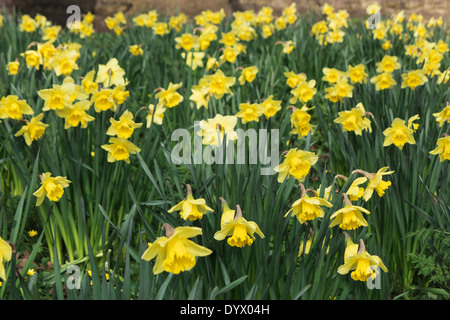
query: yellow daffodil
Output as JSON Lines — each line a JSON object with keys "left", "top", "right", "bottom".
{"left": 14, "top": 113, "right": 48, "bottom": 145}
{"left": 0, "top": 95, "right": 34, "bottom": 120}
{"left": 189, "top": 79, "right": 210, "bottom": 109}
{"left": 219, "top": 197, "right": 236, "bottom": 226}
{"left": 6, "top": 61, "right": 20, "bottom": 75}
{"left": 353, "top": 167, "right": 394, "bottom": 201}
{"left": 204, "top": 69, "right": 236, "bottom": 99}
{"left": 175, "top": 33, "right": 198, "bottom": 52}
{"left": 55, "top": 100, "right": 95, "bottom": 129}
{"left": 346, "top": 64, "right": 368, "bottom": 84}
{"left": 19, "top": 15, "right": 38, "bottom": 32}
{"left": 155, "top": 82, "right": 184, "bottom": 109}
{"left": 322, "top": 67, "right": 346, "bottom": 84}
{"left": 196, "top": 114, "right": 238, "bottom": 146}
{"left": 181, "top": 52, "right": 205, "bottom": 70}
{"left": 376, "top": 55, "right": 401, "bottom": 73}
{"left": 284, "top": 71, "right": 306, "bottom": 88}
{"left": 338, "top": 238, "right": 388, "bottom": 282}
{"left": 214, "top": 205, "right": 264, "bottom": 248}
{"left": 238, "top": 66, "right": 258, "bottom": 85}
{"left": 289, "top": 79, "right": 317, "bottom": 104}
{"left": 20, "top": 50, "right": 42, "bottom": 69}
{"left": 383, "top": 115, "right": 419, "bottom": 150}
{"left": 101, "top": 137, "right": 141, "bottom": 163}
{"left": 235, "top": 102, "right": 265, "bottom": 124}
{"left": 33, "top": 172, "right": 71, "bottom": 206}
{"left": 129, "top": 45, "right": 143, "bottom": 56}
{"left": 274, "top": 148, "right": 318, "bottom": 183}
{"left": 141, "top": 224, "right": 212, "bottom": 274}
{"left": 334, "top": 102, "right": 372, "bottom": 135}
{"left": 167, "top": 185, "right": 213, "bottom": 221}
{"left": 81, "top": 70, "right": 99, "bottom": 95}
{"left": 286, "top": 184, "right": 332, "bottom": 224}
{"left": 46, "top": 49, "right": 79, "bottom": 76}
{"left": 96, "top": 58, "right": 126, "bottom": 87}
{"left": 91, "top": 89, "right": 116, "bottom": 113}
{"left": 370, "top": 72, "right": 397, "bottom": 90}
{"left": 346, "top": 177, "right": 368, "bottom": 201}
{"left": 329, "top": 194, "right": 370, "bottom": 230}
{"left": 0, "top": 236, "right": 12, "bottom": 281}
{"left": 261, "top": 95, "right": 281, "bottom": 119}
{"left": 429, "top": 136, "right": 450, "bottom": 162}
{"left": 289, "top": 105, "right": 314, "bottom": 137}
{"left": 432, "top": 104, "right": 450, "bottom": 127}
{"left": 106, "top": 110, "right": 142, "bottom": 139}
{"left": 146, "top": 104, "right": 166, "bottom": 128}
{"left": 38, "top": 80, "right": 75, "bottom": 111}
{"left": 401, "top": 69, "right": 428, "bottom": 89}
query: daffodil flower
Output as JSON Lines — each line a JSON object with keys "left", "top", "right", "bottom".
{"left": 141, "top": 224, "right": 212, "bottom": 275}
{"left": 196, "top": 114, "right": 238, "bottom": 146}
{"left": 274, "top": 148, "right": 319, "bottom": 183}
{"left": 0, "top": 95, "right": 34, "bottom": 120}
{"left": 106, "top": 110, "right": 142, "bottom": 139}
{"left": 96, "top": 58, "right": 126, "bottom": 87}
{"left": 286, "top": 183, "right": 332, "bottom": 224}
{"left": 383, "top": 115, "right": 419, "bottom": 150}
{"left": 155, "top": 82, "right": 184, "bottom": 109}
{"left": 329, "top": 193, "right": 370, "bottom": 230}
{"left": 353, "top": 167, "right": 394, "bottom": 201}
{"left": 167, "top": 185, "right": 213, "bottom": 221}
{"left": 0, "top": 237, "right": 12, "bottom": 281}
{"left": 101, "top": 137, "right": 141, "bottom": 163}
{"left": 334, "top": 103, "right": 372, "bottom": 135}
{"left": 337, "top": 238, "right": 388, "bottom": 282}
{"left": 33, "top": 172, "right": 71, "bottom": 206}
{"left": 214, "top": 205, "right": 264, "bottom": 248}
{"left": 429, "top": 135, "right": 450, "bottom": 162}
{"left": 14, "top": 113, "right": 49, "bottom": 145}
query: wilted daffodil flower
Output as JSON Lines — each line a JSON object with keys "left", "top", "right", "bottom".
{"left": 214, "top": 204, "right": 265, "bottom": 248}
{"left": 14, "top": 113, "right": 49, "bottom": 145}
{"left": 274, "top": 148, "right": 319, "bottom": 183}
{"left": 353, "top": 167, "right": 394, "bottom": 201}
{"left": 286, "top": 183, "right": 332, "bottom": 224}
{"left": 329, "top": 193, "right": 371, "bottom": 230}
{"left": 33, "top": 172, "right": 71, "bottom": 206}
{"left": 337, "top": 238, "right": 388, "bottom": 282}
{"left": 141, "top": 223, "right": 212, "bottom": 275}
{"left": 383, "top": 115, "right": 419, "bottom": 150}
{"left": 429, "top": 135, "right": 450, "bottom": 162}
{"left": 0, "top": 236, "right": 12, "bottom": 281}
{"left": 168, "top": 185, "right": 213, "bottom": 221}
{"left": 334, "top": 103, "right": 373, "bottom": 135}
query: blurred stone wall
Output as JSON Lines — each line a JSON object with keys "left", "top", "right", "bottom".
{"left": 5, "top": 0, "right": 449, "bottom": 28}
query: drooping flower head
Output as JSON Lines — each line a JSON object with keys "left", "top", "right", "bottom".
{"left": 337, "top": 238, "right": 388, "bottom": 282}
{"left": 214, "top": 204, "right": 265, "bottom": 248}
{"left": 141, "top": 224, "right": 212, "bottom": 274}
{"left": 286, "top": 183, "right": 332, "bottom": 224}
{"left": 101, "top": 137, "right": 141, "bottom": 163}
{"left": 168, "top": 185, "right": 213, "bottom": 221}
{"left": 329, "top": 193, "right": 371, "bottom": 230}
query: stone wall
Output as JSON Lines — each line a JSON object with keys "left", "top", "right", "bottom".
{"left": 5, "top": 0, "right": 449, "bottom": 29}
